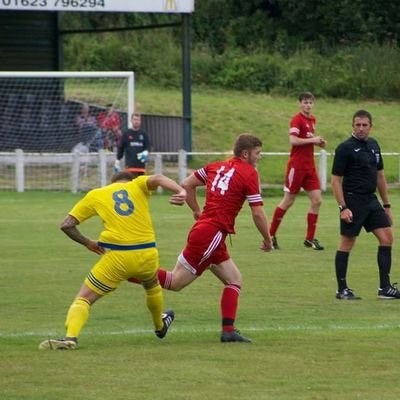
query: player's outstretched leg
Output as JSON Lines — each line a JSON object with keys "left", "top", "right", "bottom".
{"left": 155, "top": 310, "right": 175, "bottom": 339}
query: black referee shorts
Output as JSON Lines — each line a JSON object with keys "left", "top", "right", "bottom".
{"left": 340, "top": 192, "right": 391, "bottom": 237}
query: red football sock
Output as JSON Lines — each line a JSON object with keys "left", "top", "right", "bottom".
{"left": 128, "top": 268, "right": 172, "bottom": 289}
{"left": 157, "top": 269, "right": 173, "bottom": 289}
{"left": 221, "top": 284, "right": 241, "bottom": 332}
{"left": 306, "top": 212, "right": 318, "bottom": 240}
{"left": 269, "top": 207, "right": 287, "bottom": 236}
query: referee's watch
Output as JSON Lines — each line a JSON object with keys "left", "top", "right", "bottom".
{"left": 338, "top": 205, "right": 348, "bottom": 212}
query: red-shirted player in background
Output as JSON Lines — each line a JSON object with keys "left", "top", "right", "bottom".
{"left": 129, "top": 134, "right": 273, "bottom": 342}
{"left": 97, "top": 103, "right": 122, "bottom": 151}
{"left": 269, "top": 92, "right": 327, "bottom": 250}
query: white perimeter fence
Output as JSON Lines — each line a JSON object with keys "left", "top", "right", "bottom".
{"left": 1, "top": 149, "right": 400, "bottom": 192}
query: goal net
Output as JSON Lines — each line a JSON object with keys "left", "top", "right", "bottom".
{"left": 0, "top": 71, "right": 134, "bottom": 191}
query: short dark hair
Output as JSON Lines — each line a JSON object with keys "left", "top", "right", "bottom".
{"left": 352, "top": 109, "right": 372, "bottom": 125}
{"left": 111, "top": 171, "right": 136, "bottom": 183}
{"left": 233, "top": 134, "right": 262, "bottom": 157}
{"left": 298, "top": 92, "right": 314, "bottom": 101}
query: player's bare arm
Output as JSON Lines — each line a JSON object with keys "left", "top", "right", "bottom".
{"left": 250, "top": 205, "right": 273, "bottom": 252}
{"left": 290, "top": 135, "right": 326, "bottom": 147}
{"left": 377, "top": 170, "right": 392, "bottom": 224}
{"left": 377, "top": 170, "right": 390, "bottom": 205}
{"left": 181, "top": 173, "right": 204, "bottom": 220}
{"left": 146, "top": 174, "right": 187, "bottom": 206}
{"left": 60, "top": 215, "right": 105, "bottom": 255}
{"left": 331, "top": 175, "right": 353, "bottom": 223}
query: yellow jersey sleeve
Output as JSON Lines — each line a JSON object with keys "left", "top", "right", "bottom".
{"left": 68, "top": 191, "right": 98, "bottom": 223}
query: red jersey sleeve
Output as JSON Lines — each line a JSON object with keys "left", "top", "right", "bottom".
{"left": 245, "top": 169, "right": 264, "bottom": 207}
{"left": 194, "top": 167, "right": 207, "bottom": 183}
{"left": 289, "top": 113, "right": 302, "bottom": 137}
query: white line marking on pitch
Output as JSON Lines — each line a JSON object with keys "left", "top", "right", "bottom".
{"left": 1, "top": 323, "right": 400, "bottom": 339}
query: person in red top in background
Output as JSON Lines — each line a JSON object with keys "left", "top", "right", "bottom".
{"left": 269, "top": 92, "right": 327, "bottom": 250}
{"left": 97, "top": 104, "right": 122, "bottom": 151}
{"left": 129, "top": 134, "right": 273, "bottom": 343}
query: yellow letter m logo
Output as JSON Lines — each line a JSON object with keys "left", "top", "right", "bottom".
{"left": 164, "top": 0, "right": 178, "bottom": 11}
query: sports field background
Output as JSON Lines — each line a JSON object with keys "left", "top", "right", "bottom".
{"left": 1, "top": 190, "right": 400, "bottom": 399}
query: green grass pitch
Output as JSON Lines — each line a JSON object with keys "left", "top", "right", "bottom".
{"left": 1, "top": 190, "right": 400, "bottom": 399}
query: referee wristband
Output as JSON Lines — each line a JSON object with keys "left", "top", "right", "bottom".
{"left": 338, "top": 205, "right": 348, "bottom": 212}
{"left": 383, "top": 203, "right": 391, "bottom": 209}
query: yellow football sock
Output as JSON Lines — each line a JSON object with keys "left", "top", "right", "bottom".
{"left": 145, "top": 284, "right": 164, "bottom": 331}
{"left": 65, "top": 297, "right": 91, "bottom": 338}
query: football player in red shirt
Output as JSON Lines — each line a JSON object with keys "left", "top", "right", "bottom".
{"left": 97, "top": 104, "right": 122, "bottom": 151}
{"left": 269, "top": 92, "right": 327, "bottom": 250}
{"left": 129, "top": 134, "right": 273, "bottom": 342}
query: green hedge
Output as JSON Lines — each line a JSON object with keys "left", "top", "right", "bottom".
{"left": 191, "top": 44, "right": 400, "bottom": 100}
{"left": 64, "top": 32, "right": 400, "bottom": 100}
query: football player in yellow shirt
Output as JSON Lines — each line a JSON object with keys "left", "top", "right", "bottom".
{"left": 39, "top": 171, "right": 186, "bottom": 350}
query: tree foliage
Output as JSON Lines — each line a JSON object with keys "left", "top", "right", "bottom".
{"left": 62, "top": 1, "right": 399, "bottom": 52}
{"left": 190, "top": 0, "right": 400, "bottom": 52}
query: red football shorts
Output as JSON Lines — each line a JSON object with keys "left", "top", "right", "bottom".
{"left": 179, "top": 221, "right": 230, "bottom": 276}
{"left": 284, "top": 166, "right": 320, "bottom": 194}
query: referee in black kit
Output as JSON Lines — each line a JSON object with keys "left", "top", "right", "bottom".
{"left": 331, "top": 109, "right": 399, "bottom": 300}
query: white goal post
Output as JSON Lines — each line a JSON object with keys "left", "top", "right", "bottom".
{"left": 0, "top": 71, "right": 134, "bottom": 191}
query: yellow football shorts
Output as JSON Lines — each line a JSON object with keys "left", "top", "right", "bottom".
{"left": 85, "top": 247, "right": 159, "bottom": 295}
